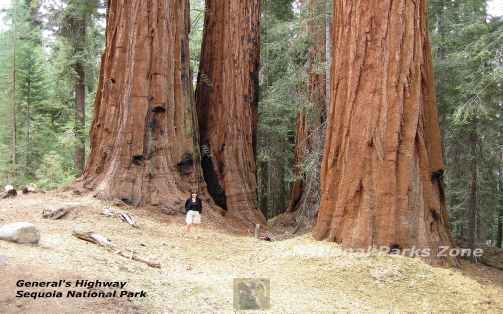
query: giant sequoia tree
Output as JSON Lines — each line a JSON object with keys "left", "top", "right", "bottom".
{"left": 77, "top": 0, "right": 201, "bottom": 206}
{"left": 196, "top": 0, "right": 265, "bottom": 224}
{"left": 313, "top": 1, "right": 456, "bottom": 264}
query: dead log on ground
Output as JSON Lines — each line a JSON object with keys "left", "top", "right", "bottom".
{"left": 72, "top": 230, "right": 161, "bottom": 268}
{"left": 42, "top": 206, "right": 78, "bottom": 220}
{"left": 22, "top": 184, "right": 37, "bottom": 194}
{"left": 1, "top": 185, "right": 17, "bottom": 199}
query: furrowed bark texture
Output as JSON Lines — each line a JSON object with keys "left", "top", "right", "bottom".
{"left": 287, "top": 0, "right": 326, "bottom": 213}
{"left": 78, "top": 0, "right": 201, "bottom": 206}
{"left": 313, "top": 0, "right": 456, "bottom": 265}
{"left": 196, "top": 0, "right": 265, "bottom": 225}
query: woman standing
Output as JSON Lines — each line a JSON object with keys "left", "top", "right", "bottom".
{"left": 185, "top": 192, "right": 202, "bottom": 232}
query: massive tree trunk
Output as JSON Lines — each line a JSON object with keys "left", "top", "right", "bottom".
{"left": 195, "top": 0, "right": 265, "bottom": 225}
{"left": 287, "top": 0, "right": 326, "bottom": 213}
{"left": 77, "top": 0, "right": 201, "bottom": 206}
{"left": 313, "top": 0, "right": 456, "bottom": 265}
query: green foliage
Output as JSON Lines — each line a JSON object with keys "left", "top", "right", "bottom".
{"left": 0, "top": 30, "right": 12, "bottom": 185}
{"left": 258, "top": 1, "right": 311, "bottom": 216}
{"left": 263, "top": 0, "right": 295, "bottom": 21}
{"left": 0, "top": 0, "right": 103, "bottom": 188}
{"left": 35, "top": 151, "right": 75, "bottom": 188}
{"left": 430, "top": 0, "right": 503, "bottom": 243}
{"left": 190, "top": 0, "right": 205, "bottom": 80}
{"left": 16, "top": 43, "right": 50, "bottom": 181}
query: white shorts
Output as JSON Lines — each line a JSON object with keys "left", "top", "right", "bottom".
{"left": 186, "top": 210, "right": 201, "bottom": 225}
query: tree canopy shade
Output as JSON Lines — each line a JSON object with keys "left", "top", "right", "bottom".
{"left": 76, "top": 0, "right": 202, "bottom": 206}
{"left": 313, "top": 0, "right": 457, "bottom": 265}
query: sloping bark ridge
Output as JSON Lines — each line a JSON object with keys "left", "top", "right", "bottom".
{"left": 77, "top": 0, "right": 201, "bottom": 206}
{"left": 196, "top": 0, "right": 265, "bottom": 225}
{"left": 313, "top": 0, "right": 456, "bottom": 265}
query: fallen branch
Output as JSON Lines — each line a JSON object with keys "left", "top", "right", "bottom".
{"left": 73, "top": 230, "right": 113, "bottom": 247}
{"left": 119, "top": 212, "right": 139, "bottom": 228}
{"left": 115, "top": 250, "right": 161, "bottom": 268}
{"left": 72, "top": 230, "right": 160, "bottom": 268}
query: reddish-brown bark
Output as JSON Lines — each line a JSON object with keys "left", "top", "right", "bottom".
{"left": 313, "top": 0, "right": 456, "bottom": 265}
{"left": 287, "top": 0, "right": 326, "bottom": 213}
{"left": 77, "top": 0, "right": 201, "bottom": 206}
{"left": 196, "top": 0, "right": 265, "bottom": 225}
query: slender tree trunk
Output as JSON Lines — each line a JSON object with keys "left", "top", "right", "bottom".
{"left": 10, "top": 3, "right": 17, "bottom": 183}
{"left": 287, "top": 0, "right": 326, "bottom": 213}
{"left": 497, "top": 211, "right": 503, "bottom": 248}
{"left": 74, "top": 16, "right": 87, "bottom": 175}
{"left": 74, "top": 62, "right": 86, "bottom": 174}
{"left": 497, "top": 149, "right": 503, "bottom": 248}
{"left": 466, "top": 123, "right": 479, "bottom": 248}
{"left": 26, "top": 78, "right": 31, "bottom": 177}
{"left": 313, "top": 0, "right": 456, "bottom": 265}
{"left": 195, "top": 0, "right": 265, "bottom": 225}
{"left": 77, "top": 0, "right": 201, "bottom": 206}
{"left": 259, "top": 160, "right": 269, "bottom": 219}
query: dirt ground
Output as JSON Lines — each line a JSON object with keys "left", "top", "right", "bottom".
{"left": 1, "top": 192, "right": 503, "bottom": 314}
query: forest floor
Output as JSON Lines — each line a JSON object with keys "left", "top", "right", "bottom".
{"left": 1, "top": 191, "right": 503, "bottom": 313}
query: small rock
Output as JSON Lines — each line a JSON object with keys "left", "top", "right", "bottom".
{"left": 0, "top": 222, "right": 40, "bottom": 244}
